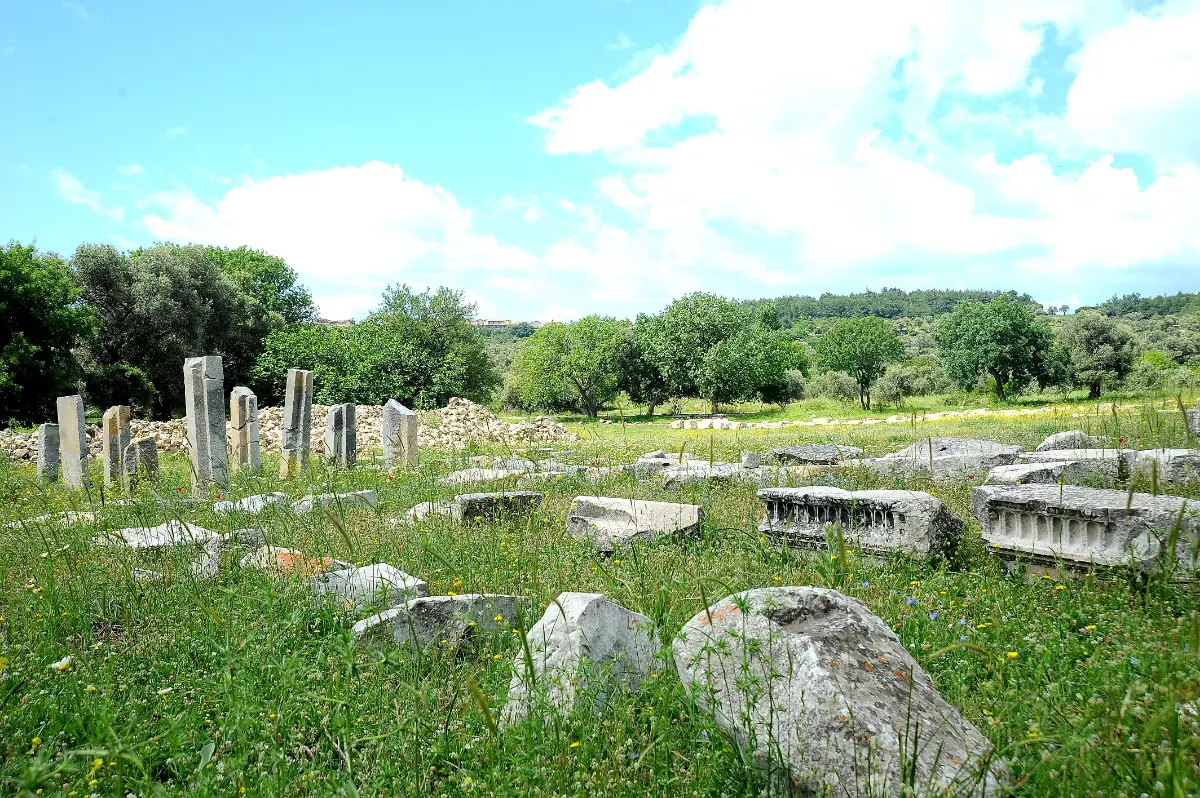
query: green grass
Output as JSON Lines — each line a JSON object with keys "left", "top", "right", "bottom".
{"left": 1, "top": 408, "right": 1198, "bottom": 797}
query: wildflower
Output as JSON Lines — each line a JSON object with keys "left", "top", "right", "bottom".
{"left": 40, "top": 552, "right": 48, "bottom": 558}
{"left": 1084, "top": 624, "right": 1096, "bottom": 631}
{"left": 861, "top": 581, "right": 869, "bottom": 588}
{"left": 772, "top": 576, "right": 782, "bottom": 582}
{"left": 928, "top": 611, "right": 938, "bottom": 620}
{"left": 958, "top": 618, "right": 967, "bottom": 625}
{"left": 158, "top": 687, "right": 173, "bottom": 695}
{"left": 906, "top": 597, "right": 916, "bottom": 606}
{"left": 215, "top": 494, "right": 221, "bottom": 500}
{"left": 570, "top": 741, "right": 581, "bottom": 748}
{"left": 1054, "top": 584, "right": 1065, "bottom": 591}
{"left": 968, "top": 474, "right": 975, "bottom": 480}
{"left": 493, "top": 654, "right": 503, "bottom": 660}
{"left": 86, "top": 685, "right": 97, "bottom": 693}
{"left": 1129, "top": 657, "right": 1139, "bottom": 665}
{"left": 1006, "top": 651, "right": 1018, "bottom": 660}
{"left": 48, "top": 655, "right": 73, "bottom": 671}
{"left": 613, "top": 559, "right": 621, "bottom": 565}
{"left": 493, "top": 614, "right": 504, "bottom": 622}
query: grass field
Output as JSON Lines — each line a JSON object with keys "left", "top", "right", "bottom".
{"left": 1, "top": 405, "right": 1198, "bottom": 797}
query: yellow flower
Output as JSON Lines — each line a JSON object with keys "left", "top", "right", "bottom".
{"left": 93, "top": 758, "right": 103, "bottom": 769}
{"left": 493, "top": 615, "right": 504, "bottom": 622}
{"left": 493, "top": 654, "right": 503, "bottom": 660}
{"left": 1054, "top": 584, "right": 1065, "bottom": 590}
{"left": 570, "top": 741, "right": 581, "bottom": 748}
{"left": 1006, "top": 651, "right": 1018, "bottom": 660}
{"left": 1085, "top": 624, "right": 1096, "bottom": 631}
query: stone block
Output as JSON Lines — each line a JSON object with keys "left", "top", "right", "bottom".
{"left": 758, "top": 486, "right": 962, "bottom": 559}
{"left": 740, "top": 451, "right": 762, "bottom": 468}
{"left": 240, "top": 545, "right": 353, "bottom": 576}
{"left": 661, "top": 461, "right": 744, "bottom": 489}
{"left": 454, "top": 491, "right": 543, "bottom": 522}
{"left": 292, "top": 489, "right": 379, "bottom": 515}
{"left": 122, "top": 437, "right": 159, "bottom": 487}
{"left": 1035, "top": 430, "right": 1100, "bottom": 451}
{"left": 566, "top": 496, "right": 703, "bottom": 553}
{"left": 382, "top": 398, "right": 418, "bottom": 468}
{"left": 868, "top": 438, "right": 1019, "bottom": 479}
{"left": 36, "top": 423, "right": 59, "bottom": 483}
{"left": 213, "top": 492, "right": 291, "bottom": 515}
{"left": 674, "top": 587, "right": 1004, "bottom": 797}
{"left": 101, "top": 405, "right": 131, "bottom": 487}
{"left": 95, "top": 520, "right": 221, "bottom": 551}
{"left": 985, "top": 460, "right": 1115, "bottom": 486}
{"left": 56, "top": 394, "right": 88, "bottom": 489}
{"left": 323, "top": 402, "right": 357, "bottom": 469}
{"left": 280, "top": 368, "right": 314, "bottom": 478}
{"left": 229, "top": 386, "right": 261, "bottom": 474}
{"left": 438, "top": 467, "right": 522, "bottom": 485}
{"left": 353, "top": 593, "right": 528, "bottom": 651}
{"left": 772, "top": 444, "right": 865, "bottom": 465}
{"left": 310, "top": 563, "right": 428, "bottom": 613}
{"left": 183, "top": 356, "right": 229, "bottom": 489}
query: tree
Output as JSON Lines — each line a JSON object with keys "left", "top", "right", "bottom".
{"left": 814, "top": 317, "right": 903, "bottom": 409}
{"left": 204, "top": 246, "right": 317, "bottom": 324}
{"left": 935, "top": 296, "right": 1053, "bottom": 401}
{"left": 1059, "top": 310, "right": 1134, "bottom": 398}
{"left": 509, "top": 317, "right": 627, "bottom": 417}
{"left": 618, "top": 315, "right": 669, "bottom": 416}
{"left": 0, "top": 242, "right": 95, "bottom": 424}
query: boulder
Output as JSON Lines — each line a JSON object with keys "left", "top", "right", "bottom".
{"left": 501, "top": 592, "right": 658, "bottom": 726}
{"left": 1035, "top": 430, "right": 1100, "bottom": 451}
{"left": 772, "top": 444, "right": 865, "bottom": 465}
{"left": 438, "top": 467, "right": 523, "bottom": 485}
{"left": 396, "top": 501, "right": 455, "bottom": 523}
{"left": 740, "top": 451, "right": 762, "bottom": 469}
{"left": 213, "top": 492, "right": 291, "bottom": 515}
{"left": 353, "top": 593, "right": 528, "bottom": 651}
{"left": 292, "top": 489, "right": 379, "bottom": 515}
{"left": 454, "top": 491, "right": 543, "bottom": 522}
{"left": 311, "top": 563, "right": 428, "bottom": 612}
{"left": 566, "top": 496, "right": 704, "bottom": 553}
{"left": 239, "top": 545, "right": 352, "bottom": 577}
{"left": 869, "top": 438, "right": 1019, "bottom": 479}
{"left": 675, "top": 587, "right": 1004, "bottom": 796}
{"left": 661, "top": 461, "right": 744, "bottom": 489}
{"left": 224, "top": 527, "right": 268, "bottom": 547}
{"left": 984, "top": 461, "right": 1115, "bottom": 486}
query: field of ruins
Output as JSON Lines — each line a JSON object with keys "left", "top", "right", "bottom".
{"left": 1, "top": 366, "right": 1199, "bottom": 797}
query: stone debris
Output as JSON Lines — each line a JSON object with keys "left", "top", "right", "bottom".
{"left": 323, "top": 403, "right": 357, "bottom": 469}
{"left": 36, "top": 423, "right": 59, "bottom": 483}
{"left": 56, "top": 394, "right": 89, "bottom": 489}
{"left": 422, "top": 398, "right": 578, "bottom": 450}
{"left": 674, "top": 587, "right": 1004, "bottom": 797}
{"left": 382, "top": 399, "right": 418, "bottom": 467}
{"left": 661, "top": 461, "right": 745, "bottom": 489}
{"left": 971, "top": 484, "right": 1200, "bottom": 579}
{"left": 758, "top": 487, "right": 963, "bottom": 559}
{"left": 4, "top": 510, "right": 95, "bottom": 529}
{"left": 292, "top": 489, "right": 379, "bottom": 515}
{"left": 868, "top": 437, "right": 1020, "bottom": 479}
{"left": 740, "top": 451, "right": 762, "bottom": 469}
{"left": 1035, "top": 430, "right": 1101, "bottom": 451}
{"left": 501, "top": 592, "right": 658, "bottom": 726}
{"left": 183, "top": 356, "right": 229, "bottom": 489}
{"left": 632, "top": 454, "right": 676, "bottom": 477}
{"left": 229, "top": 386, "right": 261, "bottom": 474}
{"left": 310, "top": 563, "right": 428, "bottom": 613}
{"left": 239, "top": 545, "right": 352, "bottom": 577}
{"left": 122, "top": 437, "right": 159, "bottom": 487}
{"left": 454, "top": 491, "right": 543, "bottom": 523}
{"left": 101, "top": 405, "right": 131, "bottom": 487}
{"left": 213, "top": 492, "right": 292, "bottom": 515}
{"left": 280, "top": 368, "right": 314, "bottom": 478}
{"left": 439, "top": 467, "right": 523, "bottom": 485}
{"left": 1131, "top": 448, "right": 1200, "bottom": 482}
{"left": 353, "top": 593, "right": 528, "bottom": 651}
{"left": 772, "top": 444, "right": 865, "bottom": 465}
{"left": 95, "top": 520, "right": 221, "bottom": 551}
{"left": 566, "top": 496, "right": 703, "bottom": 553}
{"left": 395, "top": 501, "right": 455, "bottom": 524}
{"left": 225, "top": 528, "right": 268, "bottom": 546}
{"left": 985, "top": 460, "right": 1116, "bottom": 487}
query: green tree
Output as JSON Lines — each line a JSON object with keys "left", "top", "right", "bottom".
{"left": 935, "top": 296, "right": 1053, "bottom": 401}
{"left": 1059, "top": 310, "right": 1135, "bottom": 398}
{"left": 814, "top": 317, "right": 903, "bottom": 409}
{"left": 618, "top": 315, "right": 669, "bottom": 417}
{"left": 204, "top": 246, "right": 317, "bottom": 324}
{"left": 509, "top": 317, "right": 628, "bottom": 417}
{"left": 0, "top": 242, "right": 95, "bottom": 424}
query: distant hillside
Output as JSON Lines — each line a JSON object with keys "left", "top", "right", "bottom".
{"left": 1086, "top": 292, "right": 1200, "bottom": 318}
{"left": 747, "top": 288, "right": 1036, "bottom": 325}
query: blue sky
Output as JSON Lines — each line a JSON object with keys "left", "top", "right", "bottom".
{"left": 4, "top": 0, "right": 1200, "bottom": 321}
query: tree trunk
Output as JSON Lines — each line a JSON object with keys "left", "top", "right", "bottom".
{"left": 710, "top": 396, "right": 719, "bottom": 416}
{"left": 646, "top": 400, "right": 656, "bottom": 418}
{"left": 1088, "top": 382, "right": 1101, "bottom": 399}
{"left": 864, "top": 389, "right": 871, "bottom": 411}
{"left": 991, "top": 372, "right": 1008, "bottom": 402}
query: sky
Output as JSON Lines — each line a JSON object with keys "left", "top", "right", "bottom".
{"left": 3, "top": 0, "right": 1200, "bottom": 322}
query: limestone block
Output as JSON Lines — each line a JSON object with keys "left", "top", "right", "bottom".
{"left": 280, "top": 368, "right": 314, "bottom": 478}
{"left": 323, "top": 402, "right": 356, "bottom": 469}
{"left": 382, "top": 399, "right": 418, "bottom": 467}
{"left": 566, "top": 496, "right": 703, "bottom": 553}
{"left": 772, "top": 444, "right": 865, "bottom": 465}
{"left": 213, "top": 492, "right": 291, "bottom": 515}
{"left": 1035, "top": 430, "right": 1100, "bottom": 451}
{"left": 454, "top": 491, "right": 543, "bottom": 522}
{"left": 740, "top": 451, "right": 762, "bottom": 469}
{"left": 101, "top": 405, "right": 131, "bottom": 486}
{"left": 122, "top": 437, "right": 159, "bottom": 487}
{"left": 230, "top": 386, "right": 261, "bottom": 474}
{"left": 292, "top": 489, "right": 379, "bottom": 515}
{"left": 36, "top": 423, "right": 59, "bottom": 483}
{"left": 868, "top": 438, "right": 1019, "bottom": 479}
{"left": 661, "top": 462, "right": 744, "bottom": 489}
{"left": 353, "top": 593, "right": 528, "bottom": 651}
{"left": 56, "top": 394, "right": 88, "bottom": 489}
{"left": 438, "top": 467, "right": 522, "bottom": 485}
{"left": 310, "top": 563, "right": 428, "bottom": 612}
{"left": 984, "top": 460, "right": 1114, "bottom": 486}
{"left": 95, "top": 521, "right": 221, "bottom": 552}
{"left": 183, "top": 356, "right": 229, "bottom": 489}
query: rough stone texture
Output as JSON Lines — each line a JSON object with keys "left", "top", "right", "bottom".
{"left": 566, "top": 496, "right": 704, "bottom": 553}
{"left": 438, "top": 467, "right": 523, "bottom": 485}
{"left": 183, "top": 356, "right": 229, "bottom": 489}
{"left": 1131, "top": 448, "right": 1200, "bottom": 482}
{"left": 395, "top": 501, "right": 455, "bottom": 523}
{"left": 353, "top": 594, "right": 528, "bottom": 650}
{"left": 675, "top": 587, "right": 1004, "bottom": 797}
{"left": 96, "top": 521, "right": 221, "bottom": 551}
{"left": 455, "top": 491, "right": 543, "bottom": 522}
{"left": 773, "top": 444, "right": 865, "bottom": 465}
{"left": 984, "top": 460, "right": 1115, "bottom": 486}
{"left": 422, "top": 397, "right": 578, "bottom": 450}
{"left": 661, "top": 461, "right": 745, "bottom": 489}
{"left": 972, "top": 484, "right": 1200, "bottom": 579}
{"left": 323, "top": 403, "right": 357, "bottom": 469}
{"left": 292, "top": 489, "right": 379, "bottom": 515}
{"left": 1189, "top": 408, "right": 1199, "bottom": 439}
{"left": 56, "top": 394, "right": 89, "bottom": 489}
{"left": 36, "top": 423, "right": 59, "bottom": 483}
{"left": 225, "top": 527, "right": 268, "bottom": 546}
{"left": 501, "top": 592, "right": 658, "bottom": 726}
{"left": 1017, "top": 448, "right": 1136, "bottom": 474}
{"left": 239, "top": 545, "right": 352, "bottom": 576}
{"left": 758, "top": 487, "right": 963, "bottom": 560}
{"left": 4, "top": 510, "right": 94, "bottom": 529}
{"left": 101, "top": 405, "right": 132, "bottom": 487}
{"left": 1035, "top": 430, "right": 1100, "bottom": 451}
{"left": 633, "top": 456, "right": 676, "bottom": 477}
{"left": 382, "top": 399, "right": 419, "bottom": 468}
{"left": 213, "top": 492, "right": 291, "bottom": 515}
{"left": 869, "top": 438, "right": 1020, "bottom": 479}
{"left": 280, "top": 368, "right": 314, "bottom": 478}
{"left": 230, "top": 386, "right": 261, "bottom": 474}
{"left": 740, "top": 451, "right": 762, "bottom": 469}
{"left": 122, "top": 437, "right": 159, "bottom": 487}
{"left": 311, "top": 563, "right": 428, "bottom": 612}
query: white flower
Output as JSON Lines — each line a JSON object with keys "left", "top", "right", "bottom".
{"left": 48, "top": 655, "right": 73, "bottom": 671}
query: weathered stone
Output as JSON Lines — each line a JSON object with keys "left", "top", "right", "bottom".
{"left": 4, "top": 510, "right": 94, "bottom": 529}
{"left": 1131, "top": 448, "right": 1200, "bottom": 482}
{"left": 36, "top": 423, "right": 59, "bottom": 483}
{"left": 96, "top": 520, "right": 221, "bottom": 551}
{"left": 1017, "top": 448, "right": 1136, "bottom": 475}
{"left": 642, "top": 449, "right": 668, "bottom": 460}
{"left": 494, "top": 458, "right": 538, "bottom": 472}
{"left": 101, "top": 405, "right": 132, "bottom": 486}
{"left": 311, "top": 563, "right": 428, "bottom": 612}
{"left": 224, "top": 527, "right": 268, "bottom": 546}
{"left": 438, "top": 467, "right": 522, "bottom": 485}
{"left": 661, "top": 461, "right": 744, "bottom": 489}
{"left": 566, "top": 496, "right": 704, "bottom": 553}
{"left": 1035, "top": 430, "right": 1100, "bottom": 451}
{"left": 280, "top": 368, "right": 314, "bottom": 478}
{"left": 674, "top": 587, "right": 1004, "bottom": 797}
{"left": 229, "top": 386, "right": 261, "bottom": 474}
{"left": 454, "top": 491, "right": 543, "bottom": 522}
{"left": 323, "top": 403, "right": 356, "bottom": 469}
{"left": 1188, "top": 408, "right": 1199, "bottom": 438}
{"left": 239, "top": 545, "right": 352, "bottom": 576}
{"left": 353, "top": 593, "right": 528, "bottom": 651}
{"left": 56, "top": 395, "right": 88, "bottom": 489}
{"left": 501, "top": 592, "right": 658, "bottom": 726}
{"left": 985, "top": 460, "right": 1115, "bottom": 487}
{"left": 971, "top": 484, "right": 1200, "bottom": 579}
{"left": 292, "top": 489, "right": 379, "bottom": 515}
{"left": 632, "top": 456, "right": 675, "bottom": 477}
{"left": 869, "top": 438, "right": 1019, "bottom": 479}
{"left": 772, "top": 444, "right": 865, "bottom": 465}
{"left": 183, "top": 356, "right": 229, "bottom": 489}
{"left": 122, "top": 437, "right": 159, "bottom": 487}
{"left": 382, "top": 399, "right": 418, "bottom": 468}
{"left": 213, "top": 492, "right": 291, "bottom": 515}
{"left": 740, "top": 451, "right": 762, "bottom": 469}
{"left": 394, "top": 501, "right": 455, "bottom": 524}
{"left": 758, "top": 487, "right": 962, "bottom": 559}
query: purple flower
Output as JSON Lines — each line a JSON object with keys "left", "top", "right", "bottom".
{"left": 958, "top": 618, "right": 967, "bottom": 625}
{"left": 959, "top": 635, "right": 967, "bottom": 642}
{"left": 861, "top": 581, "right": 870, "bottom": 588}
{"left": 928, "top": 611, "right": 939, "bottom": 620}
{"left": 906, "top": 597, "right": 916, "bottom": 606}
{"left": 1130, "top": 657, "right": 1140, "bottom": 665}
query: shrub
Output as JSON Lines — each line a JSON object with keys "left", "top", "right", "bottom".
{"left": 810, "top": 371, "right": 859, "bottom": 404}
{"left": 84, "top": 363, "right": 156, "bottom": 417}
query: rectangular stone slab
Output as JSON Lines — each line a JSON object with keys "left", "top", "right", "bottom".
{"left": 566, "top": 496, "right": 704, "bottom": 552}
{"left": 382, "top": 399, "right": 418, "bottom": 467}
{"left": 230, "top": 386, "right": 261, "bottom": 474}
{"left": 56, "top": 394, "right": 88, "bottom": 489}
{"left": 280, "top": 368, "right": 313, "bottom": 478}
{"left": 36, "top": 423, "right": 59, "bottom": 483}
{"left": 183, "top": 356, "right": 228, "bottom": 489}
{"left": 101, "top": 405, "right": 131, "bottom": 487}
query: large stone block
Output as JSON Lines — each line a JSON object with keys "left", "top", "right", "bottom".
{"left": 101, "top": 405, "right": 131, "bottom": 487}
{"left": 240, "top": 545, "right": 352, "bottom": 577}
{"left": 280, "top": 368, "right": 314, "bottom": 478}
{"left": 56, "top": 394, "right": 88, "bottom": 489}
{"left": 95, "top": 520, "right": 221, "bottom": 551}
{"left": 971, "top": 484, "right": 1200, "bottom": 579}
{"left": 353, "top": 593, "right": 528, "bottom": 651}
{"left": 292, "top": 489, "right": 378, "bottom": 515}
{"left": 501, "top": 592, "right": 658, "bottom": 726}
{"left": 661, "top": 461, "right": 745, "bottom": 489}
{"left": 438, "top": 467, "right": 522, "bottom": 485}
{"left": 122, "top": 437, "right": 159, "bottom": 487}
{"left": 566, "top": 496, "right": 703, "bottom": 553}
{"left": 758, "top": 487, "right": 962, "bottom": 559}
{"left": 772, "top": 443, "right": 865, "bottom": 465}
{"left": 323, "top": 403, "right": 357, "bottom": 469}
{"left": 229, "top": 386, "right": 261, "bottom": 474}
{"left": 1188, "top": 408, "right": 1199, "bottom": 439}
{"left": 36, "top": 423, "right": 59, "bottom": 483}
{"left": 869, "top": 438, "right": 1020, "bottom": 479}
{"left": 1131, "top": 448, "right": 1200, "bottom": 483}
{"left": 1017, "top": 448, "right": 1136, "bottom": 481}
{"left": 183, "top": 356, "right": 229, "bottom": 489}
{"left": 674, "top": 587, "right": 1004, "bottom": 797}
{"left": 310, "top": 563, "right": 428, "bottom": 612}
{"left": 213, "top": 492, "right": 291, "bottom": 515}
{"left": 454, "top": 491, "right": 543, "bottom": 522}
{"left": 382, "top": 399, "right": 418, "bottom": 468}
{"left": 1035, "top": 430, "right": 1100, "bottom": 451}
{"left": 984, "top": 460, "right": 1114, "bottom": 487}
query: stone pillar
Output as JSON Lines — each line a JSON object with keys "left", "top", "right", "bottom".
{"left": 101, "top": 405, "right": 132, "bottom": 487}
{"left": 280, "top": 368, "right": 314, "bottom": 478}
{"left": 230, "top": 386, "right": 261, "bottom": 474}
{"left": 36, "top": 423, "right": 60, "bottom": 483}
{"left": 123, "top": 437, "right": 159, "bottom": 487}
{"left": 184, "top": 356, "right": 229, "bottom": 489}
{"left": 382, "top": 399, "right": 418, "bottom": 468}
{"left": 56, "top": 395, "right": 88, "bottom": 489}
{"left": 323, "top": 403, "right": 356, "bottom": 469}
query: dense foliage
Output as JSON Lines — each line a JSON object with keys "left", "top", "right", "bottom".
{"left": 750, "top": 288, "right": 1036, "bottom": 325}
{"left": 935, "top": 296, "right": 1057, "bottom": 401}
{"left": 1091, "top": 291, "right": 1200, "bottom": 318}
{"left": 204, "top": 246, "right": 317, "bottom": 325}
{"left": 1059, "top": 311, "right": 1136, "bottom": 399}
{"left": 509, "top": 317, "right": 628, "bottom": 417}
{"left": 814, "top": 317, "right": 903, "bottom": 409}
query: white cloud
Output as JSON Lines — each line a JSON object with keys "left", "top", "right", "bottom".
{"left": 608, "top": 32, "right": 634, "bottom": 50}
{"left": 166, "top": 126, "right": 187, "bottom": 139}
{"left": 108, "top": 234, "right": 138, "bottom": 250}
{"left": 117, "top": 163, "right": 144, "bottom": 176}
{"left": 51, "top": 169, "right": 124, "bottom": 220}
{"left": 311, "top": 293, "right": 380, "bottom": 320}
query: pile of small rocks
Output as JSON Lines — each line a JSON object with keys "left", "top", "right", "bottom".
{"left": 420, "top": 398, "right": 577, "bottom": 449}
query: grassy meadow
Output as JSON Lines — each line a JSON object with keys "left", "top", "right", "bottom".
{"left": 1, "top": 401, "right": 1199, "bottom": 797}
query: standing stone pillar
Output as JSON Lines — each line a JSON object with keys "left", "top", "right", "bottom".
{"left": 230, "top": 386, "right": 261, "bottom": 474}
{"left": 382, "top": 399, "right": 418, "bottom": 468}
{"left": 280, "top": 368, "right": 314, "bottom": 478}
{"left": 123, "top": 437, "right": 159, "bottom": 487}
{"left": 101, "top": 405, "right": 132, "bottom": 487}
{"left": 56, "top": 395, "right": 88, "bottom": 489}
{"left": 323, "top": 403, "right": 357, "bottom": 469}
{"left": 36, "top": 423, "right": 60, "bottom": 483}
{"left": 184, "top": 356, "right": 229, "bottom": 490}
